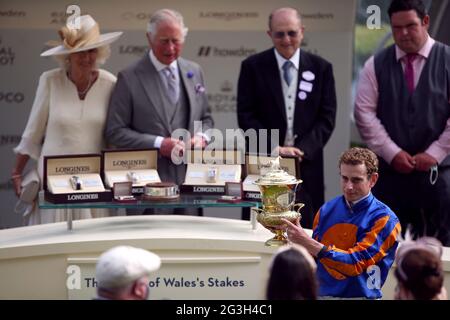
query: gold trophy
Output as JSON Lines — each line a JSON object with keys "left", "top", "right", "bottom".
{"left": 253, "top": 157, "right": 304, "bottom": 246}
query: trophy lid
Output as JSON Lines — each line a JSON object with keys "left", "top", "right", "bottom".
{"left": 254, "top": 157, "right": 302, "bottom": 186}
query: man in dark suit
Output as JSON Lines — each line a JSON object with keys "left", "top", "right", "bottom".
{"left": 237, "top": 7, "right": 337, "bottom": 228}
{"left": 105, "top": 8, "right": 213, "bottom": 187}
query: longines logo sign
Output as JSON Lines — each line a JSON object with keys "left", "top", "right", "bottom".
{"left": 119, "top": 45, "right": 148, "bottom": 56}
{"left": 198, "top": 46, "right": 256, "bottom": 58}
{"left": 0, "top": 38, "right": 16, "bottom": 66}
{"left": 121, "top": 12, "right": 152, "bottom": 21}
{"left": 303, "top": 12, "right": 334, "bottom": 20}
{"left": 0, "top": 10, "right": 26, "bottom": 17}
{"left": 199, "top": 11, "right": 258, "bottom": 21}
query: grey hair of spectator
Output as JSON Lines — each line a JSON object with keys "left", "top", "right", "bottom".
{"left": 96, "top": 246, "right": 161, "bottom": 291}
{"left": 146, "top": 9, "right": 188, "bottom": 42}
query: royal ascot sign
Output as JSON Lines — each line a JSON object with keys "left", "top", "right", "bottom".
{"left": 0, "top": 39, "right": 16, "bottom": 66}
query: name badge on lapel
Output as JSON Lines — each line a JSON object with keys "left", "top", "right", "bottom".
{"left": 298, "top": 70, "right": 315, "bottom": 101}
{"left": 302, "top": 71, "right": 315, "bottom": 81}
{"left": 299, "top": 81, "right": 313, "bottom": 92}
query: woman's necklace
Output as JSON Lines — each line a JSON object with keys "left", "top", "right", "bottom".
{"left": 77, "top": 74, "right": 93, "bottom": 96}
{"left": 69, "top": 71, "right": 93, "bottom": 97}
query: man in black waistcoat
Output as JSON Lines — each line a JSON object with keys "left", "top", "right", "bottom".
{"left": 355, "top": 0, "right": 450, "bottom": 245}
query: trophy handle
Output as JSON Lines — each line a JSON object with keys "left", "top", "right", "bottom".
{"left": 289, "top": 181, "right": 303, "bottom": 208}
{"left": 293, "top": 203, "right": 305, "bottom": 214}
{"left": 251, "top": 208, "right": 264, "bottom": 215}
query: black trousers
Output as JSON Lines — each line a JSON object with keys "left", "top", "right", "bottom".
{"left": 374, "top": 161, "right": 450, "bottom": 246}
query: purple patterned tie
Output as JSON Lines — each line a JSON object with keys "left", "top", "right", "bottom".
{"left": 404, "top": 53, "right": 417, "bottom": 94}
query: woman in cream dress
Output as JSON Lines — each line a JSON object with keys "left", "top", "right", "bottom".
{"left": 11, "top": 15, "right": 122, "bottom": 225}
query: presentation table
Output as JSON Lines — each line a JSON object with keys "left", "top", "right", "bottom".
{"left": 2, "top": 200, "right": 449, "bottom": 299}
{"left": 0, "top": 215, "right": 277, "bottom": 299}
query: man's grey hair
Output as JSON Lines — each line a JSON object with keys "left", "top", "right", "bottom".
{"left": 95, "top": 246, "right": 161, "bottom": 290}
{"left": 268, "top": 7, "right": 302, "bottom": 30}
{"left": 147, "top": 8, "right": 188, "bottom": 42}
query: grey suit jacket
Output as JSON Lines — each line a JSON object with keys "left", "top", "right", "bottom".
{"left": 105, "top": 53, "right": 214, "bottom": 184}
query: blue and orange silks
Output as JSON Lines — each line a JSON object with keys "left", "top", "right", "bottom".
{"left": 312, "top": 193, "right": 401, "bottom": 299}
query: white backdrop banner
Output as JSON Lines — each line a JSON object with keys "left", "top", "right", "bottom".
{"left": 0, "top": 0, "right": 356, "bottom": 228}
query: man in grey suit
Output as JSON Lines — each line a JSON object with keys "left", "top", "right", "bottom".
{"left": 105, "top": 9, "right": 214, "bottom": 188}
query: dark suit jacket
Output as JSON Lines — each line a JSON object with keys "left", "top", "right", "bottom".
{"left": 237, "top": 48, "right": 337, "bottom": 227}
{"left": 105, "top": 54, "right": 214, "bottom": 185}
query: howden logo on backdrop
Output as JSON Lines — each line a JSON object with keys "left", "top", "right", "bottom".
{"left": 198, "top": 46, "right": 256, "bottom": 58}
{"left": 119, "top": 45, "right": 148, "bottom": 56}
{"left": 198, "top": 46, "right": 211, "bottom": 57}
{"left": 199, "top": 11, "right": 258, "bottom": 21}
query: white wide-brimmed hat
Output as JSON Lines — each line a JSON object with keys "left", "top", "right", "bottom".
{"left": 41, "top": 14, "right": 122, "bottom": 57}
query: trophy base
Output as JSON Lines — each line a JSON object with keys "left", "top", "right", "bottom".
{"left": 265, "top": 233, "right": 288, "bottom": 247}
{"left": 253, "top": 207, "right": 303, "bottom": 247}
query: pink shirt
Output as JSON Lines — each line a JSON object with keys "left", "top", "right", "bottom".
{"left": 354, "top": 36, "right": 450, "bottom": 164}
